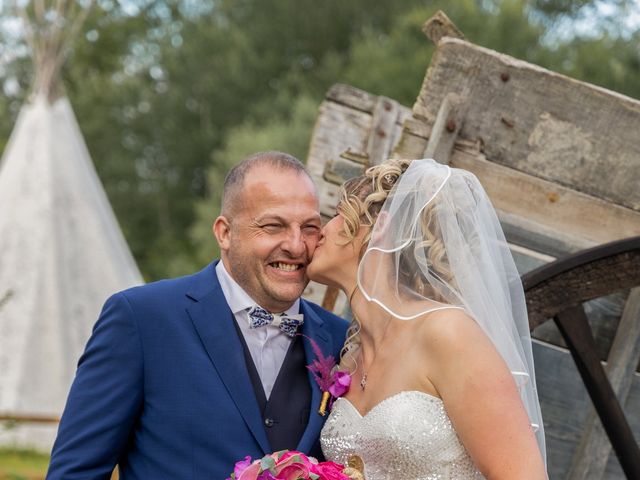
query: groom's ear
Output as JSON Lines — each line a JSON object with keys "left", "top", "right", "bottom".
{"left": 213, "top": 216, "right": 232, "bottom": 252}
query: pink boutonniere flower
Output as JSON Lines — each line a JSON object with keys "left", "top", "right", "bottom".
{"left": 304, "top": 336, "right": 351, "bottom": 416}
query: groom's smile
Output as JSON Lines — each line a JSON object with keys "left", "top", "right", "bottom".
{"left": 215, "top": 164, "right": 321, "bottom": 313}
{"left": 270, "top": 261, "right": 302, "bottom": 272}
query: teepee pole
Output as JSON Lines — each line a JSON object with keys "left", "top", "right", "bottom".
{"left": 17, "top": 0, "right": 93, "bottom": 101}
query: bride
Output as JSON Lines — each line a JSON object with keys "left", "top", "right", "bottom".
{"left": 307, "top": 158, "right": 547, "bottom": 479}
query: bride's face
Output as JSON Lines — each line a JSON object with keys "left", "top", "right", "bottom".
{"left": 307, "top": 212, "right": 366, "bottom": 288}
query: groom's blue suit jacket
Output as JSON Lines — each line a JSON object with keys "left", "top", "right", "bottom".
{"left": 47, "top": 262, "right": 349, "bottom": 479}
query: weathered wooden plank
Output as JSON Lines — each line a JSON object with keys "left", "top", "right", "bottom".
{"left": 449, "top": 152, "right": 640, "bottom": 245}
{"left": 392, "top": 124, "right": 429, "bottom": 159}
{"left": 522, "top": 236, "right": 640, "bottom": 376}
{"left": 326, "top": 83, "right": 378, "bottom": 113}
{"left": 605, "top": 372, "right": 640, "bottom": 479}
{"left": 307, "top": 101, "right": 372, "bottom": 184}
{"left": 568, "top": 288, "right": 640, "bottom": 479}
{"left": 423, "top": 92, "right": 466, "bottom": 164}
{"left": 498, "top": 210, "right": 594, "bottom": 258}
{"left": 323, "top": 152, "right": 367, "bottom": 186}
{"left": 307, "top": 87, "right": 411, "bottom": 187}
{"left": 366, "top": 97, "right": 401, "bottom": 166}
{"left": 0, "top": 413, "right": 59, "bottom": 423}
{"left": 554, "top": 306, "right": 640, "bottom": 479}
{"left": 303, "top": 20, "right": 640, "bottom": 477}
{"left": 412, "top": 37, "right": 640, "bottom": 211}
{"left": 533, "top": 340, "right": 592, "bottom": 479}
{"left": 421, "top": 10, "right": 465, "bottom": 43}
{"left": 400, "top": 116, "right": 432, "bottom": 139}
{"left": 531, "top": 293, "right": 627, "bottom": 366}
{"left": 533, "top": 342, "right": 640, "bottom": 480}
{"left": 318, "top": 181, "right": 341, "bottom": 219}
{"left": 306, "top": 96, "right": 640, "bottom": 379}
{"left": 522, "top": 237, "right": 640, "bottom": 330}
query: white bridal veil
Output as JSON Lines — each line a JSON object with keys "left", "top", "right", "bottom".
{"left": 357, "top": 158, "right": 546, "bottom": 461}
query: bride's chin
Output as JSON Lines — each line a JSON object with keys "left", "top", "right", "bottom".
{"left": 305, "top": 262, "right": 320, "bottom": 282}
{"left": 306, "top": 262, "right": 330, "bottom": 285}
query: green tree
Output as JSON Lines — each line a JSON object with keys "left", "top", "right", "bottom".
{"left": 2, "top": 0, "right": 638, "bottom": 280}
{"left": 189, "top": 94, "right": 319, "bottom": 272}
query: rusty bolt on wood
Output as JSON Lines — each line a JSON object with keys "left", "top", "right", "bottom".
{"left": 445, "top": 119, "right": 456, "bottom": 132}
{"left": 547, "top": 192, "right": 560, "bottom": 203}
{"left": 377, "top": 128, "right": 387, "bottom": 138}
{"left": 501, "top": 117, "right": 515, "bottom": 128}
{"left": 383, "top": 101, "right": 392, "bottom": 111}
{"left": 500, "top": 72, "right": 510, "bottom": 82}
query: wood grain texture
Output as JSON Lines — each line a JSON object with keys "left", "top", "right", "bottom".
{"left": 326, "top": 83, "right": 378, "bottom": 113}
{"left": 554, "top": 306, "right": 640, "bottom": 479}
{"left": 366, "top": 97, "right": 402, "bottom": 166}
{"left": 421, "top": 10, "right": 465, "bottom": 43}
{"left": 569, "top": 288, "right": 640, "bottom": 479}
{"left": 532, "top": 341, "right": 640, "bottom": 480}
{"left": 423, "top": 92, "right": 466, "bottom": 164}
{"left": 302, "top": 29, "right": 640, "bottom": 479}
{"left": 449, "top": 152, "right": 640, "bottom": 245}
{"left": 307, "top": 85, "right": 410, "bottom": 189}
{"left": 307, "top": 101, "right": 371, "bottom": 184}
{"left": 413, "top": 37, "right": 640, "bottom": 211}
{"left": 522, "top": 238, "right": 640, "bottom": 330}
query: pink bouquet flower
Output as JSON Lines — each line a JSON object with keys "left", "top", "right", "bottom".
{"left": 227, "top": 450, "right": 354, "bottom": 480}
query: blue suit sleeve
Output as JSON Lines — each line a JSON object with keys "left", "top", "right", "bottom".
{"left": 46, "top": 292, "right": 144, "bottom": 479}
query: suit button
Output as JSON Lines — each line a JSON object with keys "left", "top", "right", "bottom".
{"left": 264, "top": 417, "right": 275, "bottom": 428}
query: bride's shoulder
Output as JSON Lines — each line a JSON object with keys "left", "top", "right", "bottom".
{"left": 415, "top": 308, "right": 487, "bottom": 354}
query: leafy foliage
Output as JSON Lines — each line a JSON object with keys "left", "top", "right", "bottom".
{"left": 1, "top": 0, "right": 638, "bottom": 280}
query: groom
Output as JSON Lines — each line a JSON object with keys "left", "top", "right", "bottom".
{"left": 47, "top": 152, "right": 349, "bottom": 479}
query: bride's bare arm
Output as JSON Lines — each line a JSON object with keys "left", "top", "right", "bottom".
{"left": 421, "top": 310, "right": 547, "bottom": 480}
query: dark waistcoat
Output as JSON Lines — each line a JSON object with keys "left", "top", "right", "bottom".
{"left": 234, "top": 319, "right": 311, "bottom": 452}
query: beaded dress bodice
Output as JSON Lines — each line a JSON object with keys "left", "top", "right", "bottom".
{"left": 320, "top": 390, "right": 484, "bottom": 480}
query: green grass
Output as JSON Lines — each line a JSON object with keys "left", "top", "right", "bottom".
{"left": 0, "top": 448, "right": 49, "bottom": 480}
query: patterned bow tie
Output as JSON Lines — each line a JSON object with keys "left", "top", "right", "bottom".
{"left": 248, "top": 305, "right": 304, "bottom": 337}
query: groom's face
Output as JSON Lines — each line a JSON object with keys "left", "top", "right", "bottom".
{"left": 217, "top": 166, "right": 321, "bottom": 312}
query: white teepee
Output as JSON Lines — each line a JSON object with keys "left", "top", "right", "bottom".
{"left": 0, "top": 1, "right": 143, "bottom": 451}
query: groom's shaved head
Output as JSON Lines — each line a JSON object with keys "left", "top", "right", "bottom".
{"left": 221, "top": 151, "right": 313, "bottom": 217}
{"left": 214, "top": 151, "right": 321, "bottom": 312}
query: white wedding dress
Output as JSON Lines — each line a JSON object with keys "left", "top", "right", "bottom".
{"left": 321, "top": 390, "right": 485, "bottom": 479}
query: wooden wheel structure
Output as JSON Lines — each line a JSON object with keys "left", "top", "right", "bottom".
{"left": 523, "top": 236, "right": 640, "bottom": 479}
{"left": 303, "top": 11, "right": 640, "bottom": 478}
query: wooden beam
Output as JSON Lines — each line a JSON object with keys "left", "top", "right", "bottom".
{"left": 449, "top": 152, "right": 640, "bottom": 246}
{"left": 412, "top": 37, "right": 640, "bottom": 212}
{"left": 326, "top": 84, "right": 378, "bottom": 113}
{"left": 323, "top": 150, "right": 367, "bottom": 186}
{"left": 392, "top": 118, "right": 430, "bottom": 159}
{"left": 306, "top": 92, "right": 410, "bottom": 187}
{"left": 0, "top": 413, "right": 59, "bottom": 423}
{"left": 422, "top": 10, "right": 465, "bottom": 44}
{"left": 366, "top": 97, "right": 400, "bottom": 166}
{"left": 522, "top": 236, "right": 640, "bottom": 329}
{"left": 424, "top": 92, "right": 466, "bottom": 164}
{"left": 321, "top": 286, "right": 340, "bottom": 312}
{"left": 568, "top": 287, "right": 640, "bottom": 479}
{"left": 497, "top": 210, "right": 593, "bottom": 257}
{"left": 554, "top": 305, "right": 640, "bottom": 479}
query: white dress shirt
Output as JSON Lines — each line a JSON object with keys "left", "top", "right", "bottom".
{"left": 215, "top": 261, "right": 298, "bottom": 399}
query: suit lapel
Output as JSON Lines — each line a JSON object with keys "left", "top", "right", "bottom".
{"left": 296, "top": 300, "right": 333, "bottom": 453}
{"left": 185, "top": 266, "right": 271, "bottom": 454}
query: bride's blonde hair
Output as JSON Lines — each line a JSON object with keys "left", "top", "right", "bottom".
{"left": 337, "top": 158, "right": 455, "bottom": 366}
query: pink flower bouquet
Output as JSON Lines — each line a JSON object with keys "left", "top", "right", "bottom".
{"left": 227, "top": 450, "right": 358, "bottom": 480}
